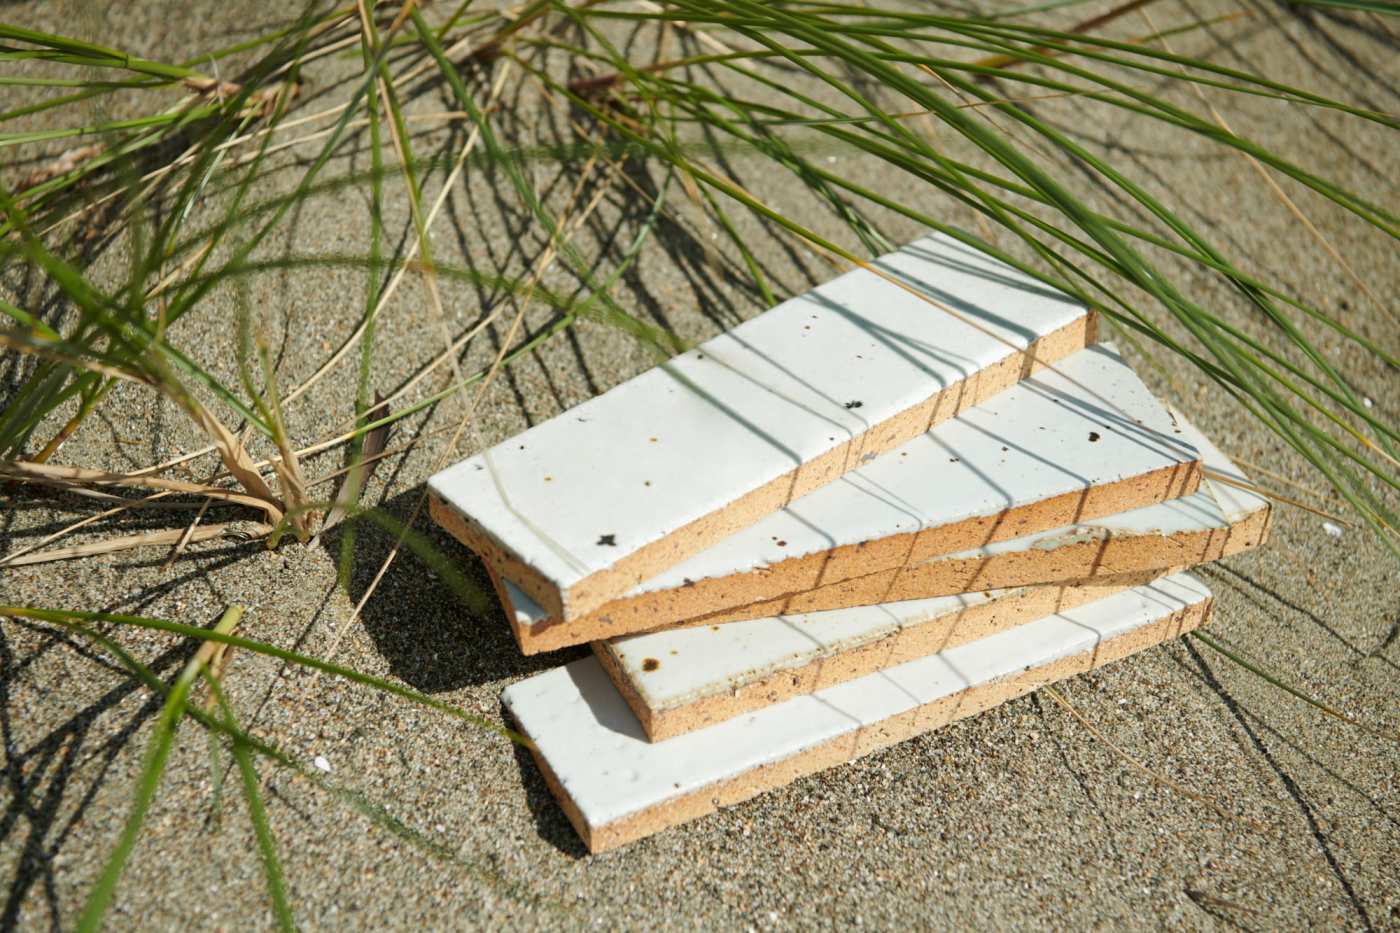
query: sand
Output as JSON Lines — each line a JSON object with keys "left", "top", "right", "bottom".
{"left": 1, "top": 0, "right": 1397, "bottom": 928}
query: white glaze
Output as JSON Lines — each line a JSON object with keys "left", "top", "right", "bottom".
{"left": 598, "top": 411, "right": 1258, "bottom": 716}
{"left": 607, "top": 588, "right": 1001, "bottom": 711}
{"left": 429, "top": 233, "right": 1086, "bottom": 612}
{"left": 926, "top": 406, "right": 1265, "bottom": 564}
{"left": 633, "top": 343, "right": 1197, "bottom": 588}
{"left": 500, "top": 343, "right": 1199, "bottom": 632}
{"left": 501, "top": 574, "right": 1210, "bottom": 832}
{"left": 503, "top": 578, "right": 549, "bottom": 627}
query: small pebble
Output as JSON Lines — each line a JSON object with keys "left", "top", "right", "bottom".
{"left": 313, "top": 755, "right": 331, "bottom": 773}
{"left": 1363, "top": 397, "right": 1373, "bottom": 409}
{"left": 1322, "top": 521, "right": 1343, "bottom": 538}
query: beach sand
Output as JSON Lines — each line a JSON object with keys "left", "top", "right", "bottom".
{"left": 1, "top": 0, "right": 1397, "bottom": 927}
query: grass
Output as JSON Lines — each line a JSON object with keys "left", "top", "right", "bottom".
{"left": 0, "top": 0, "right": 1396, "bottom": 924}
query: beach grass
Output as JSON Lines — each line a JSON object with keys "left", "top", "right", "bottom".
{"left": 1, "top": 0, "right": 1397, "bottom": 924}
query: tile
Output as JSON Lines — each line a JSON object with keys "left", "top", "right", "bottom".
{"left": 429, "top": 233, "right": 1092, "bottom": 623}
{"left": 647, "top": 409, "right": 1268, "bottom": 626}
{"left": 882, "top": 410, "right": 1268, "bottom": 597}
{"left": 596, "top": 573, "right": 1156, "bottom": 741}
{"left": 497, "top": 344, "right": 1203, "bottom": 652}
{"left": 503, "top": 574, "right": 1213, "bottom": 852}
{"left": 590, "top": 415, "right": 1266, "bottom": 740}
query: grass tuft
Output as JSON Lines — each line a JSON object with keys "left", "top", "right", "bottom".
{"left": 1, "top": 0, "right": 1396, "bottom": 922}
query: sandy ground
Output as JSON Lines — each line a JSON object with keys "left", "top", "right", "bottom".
{"left": 2, "top": 0, "right": 1398, "bottom": 929}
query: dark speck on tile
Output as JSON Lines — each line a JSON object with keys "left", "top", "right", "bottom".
{"left": 845, "top": 400, "right": 864, "bottom": 409}
{"left": 597, "top": 534, "right": 617, "bottom": 546}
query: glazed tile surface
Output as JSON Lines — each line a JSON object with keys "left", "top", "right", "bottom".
{"left": 496, "top": 343, "right": 1202, "bottom": 645}
{"left": 597, "top": 413, "right": 1259, "bottom": 720}
{"left": 625, "top": 343, "right": 1196, "bottom": 589}
{"left": 502, "top": 574, "right": 1211, "bottom": 838}
{"left": 429, "top": 233, "right": 1087, "bottom": 614}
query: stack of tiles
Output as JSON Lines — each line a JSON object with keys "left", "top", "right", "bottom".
{"left": 429, "top": 233, "right": 1270, "bottom": 853}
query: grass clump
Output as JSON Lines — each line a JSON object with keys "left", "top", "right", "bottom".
{"left": 1, "top": 0, "right": 1396, "bottom": 924}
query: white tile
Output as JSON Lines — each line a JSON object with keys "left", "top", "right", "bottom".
{"left": 595, "top": 414, "right": 1261, "bottom": 736}
{"left": 590, "top": 409, "right": 1260, "bottom": 728}
{"left": 636, "top": 351, "right": 1195, "bottom": 589}
{"left": 502, "top": 574, "right": 1211, "bottom": 852}
{"left": 606, "top": 589, "right": 1003, "bottom": 715}
{"left": 930, "top": 409, "right": 1266, "bottom": 563}
{"left": 430, "top": 233, "right": 1089, "bottom": 620}
{"left": 501, "top": 343, "right": 1202, "bottom": 650}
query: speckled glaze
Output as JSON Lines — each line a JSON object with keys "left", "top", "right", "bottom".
{"left": 495, "top": 344, "right": 1204, "bottom": 649}
{"left": 918, "top": 407, "right": 1267, "bottom": 564}
{"left": 429, "top": 233, "right": 1088, "bottom": 620}
{"left": 501, "top": 574, "right": 1212, "bottom": 850}
{"left": 594, "top": 413, "right": 1263, "bottom": 733}
{"left": 624, "top": 346, "right": 1197, "bottom": 588}
{"left": 607, "top": 588, "right": 1004, "bottom": 711}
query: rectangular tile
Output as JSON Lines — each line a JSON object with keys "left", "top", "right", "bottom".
{"left": 589, "top": 418, "right": 1266, "bottom": 740}
{"left": 875, "top": 411, "right": 1268, "bottom": 598}
{"left": 494, "top": 343, "right": 1203, "bottom": 652}
{"left": 650, "top": 409, "right": 1268, "bottom": 626}
{"left": 503, "top": 574, "right": 1212, "bottom": 852}
{"left": 429, "top": 233, "right": 1092, "bottom": 623}
{"left": 597, "top": 572, "right": 1164, "bottom": 741}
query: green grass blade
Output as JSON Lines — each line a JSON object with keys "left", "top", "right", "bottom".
{"left": 74, "top": 606, "right": 245, "bottom": 933}
{"left": 0, "top": 604, "right": 525, "bottom": 744}
{"left": 1190, "top": 630, "right": 1398, "bottom": 742}
{"left": 0, "top": 23, "right": 199, "bottom": 80}
{"left": 3, "top": 610, "right": 559, "bottom": 914}
{"left": 410, "top": 7, "right": 683, "bottom": 357}
{"left": 205, "top": 674, "right": 295, "bottom": 931}
{"left": 206, "top": 718, "right": 225, "bottom": 832}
